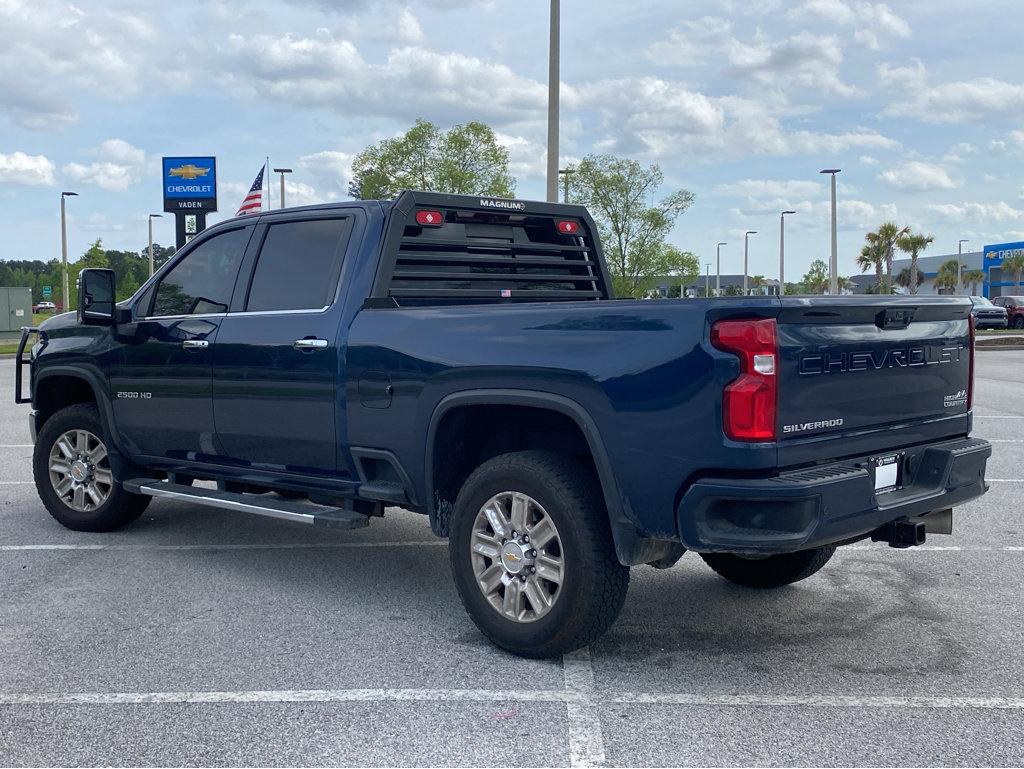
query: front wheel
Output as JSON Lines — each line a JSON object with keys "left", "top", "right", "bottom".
{"left": 700, "top": 546, "right": 835, "bottom": 589}
{"left": 448, "top": 450, "right": 629, "bottom": 658}
{"left": 33, "top": 404, "right": 150, "bottom": 532}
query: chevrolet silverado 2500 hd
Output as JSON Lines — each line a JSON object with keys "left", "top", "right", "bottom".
{"left": 15, "top": 191, "right": 991, "bottom": 657}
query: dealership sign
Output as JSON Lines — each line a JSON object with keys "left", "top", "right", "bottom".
{"left": 162, "top": 156, "right": 218, "bottom": 213}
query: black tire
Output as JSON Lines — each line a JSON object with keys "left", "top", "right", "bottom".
{"left": 448, "top": 450, "right": 629, "bottom": 658}
{"left": 700, "top": 546, "right": 835, "bottom": 589}
{"left": 1014, "top": 316, "right": 1024, "bottom": 329}
{"left": 33, "top": 404, "right": 150, "bottom": 532}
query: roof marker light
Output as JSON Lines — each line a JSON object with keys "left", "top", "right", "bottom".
{"left": 556, "top": 220, "right": 580, "bottom": 235}
{"left": 416, "top": 210, "right": 444, "bottom": 226}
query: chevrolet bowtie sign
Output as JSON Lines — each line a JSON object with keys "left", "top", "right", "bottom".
{"left": 162, "top": 156, "right": 218, "bottom": 213}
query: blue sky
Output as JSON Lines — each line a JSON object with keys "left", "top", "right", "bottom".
{"left": 2, "top": 0, "right": 1023, "bottom": 281}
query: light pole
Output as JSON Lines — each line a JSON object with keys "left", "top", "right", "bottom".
{"left": 273, "top": 168, "right": 292, "bottom": 209}
{"left": 780, "top": 210, "right": 795, "bottom": 295}
{"left": 147, "top": 213, "right": 162, "bottom": 277}
{"left": 557, "top": 167, "right": 574, "bottom": 203}
{"left": 716, "top": 242, "right": 727, "bottom": 296}
{"left": 820, "top": 169, "right": 841, "bottom": 294}
{"left": 743, "top": 231, "right": 757, "bottom": 295}
{"left": 546, "top": 0, "right": 560, "bottom": 202}
{"left": 705, "top": 263, "right": 711, "bottom": 298}
{"left": 958, "top": 239, "right": 970, "bottom": 294}
{"left": 60, "top": 191, "right": 78, "bottom": 311}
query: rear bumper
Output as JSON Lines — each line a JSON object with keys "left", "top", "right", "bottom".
{"left": 676, "top": 437, "right": 991, "bottom": 554}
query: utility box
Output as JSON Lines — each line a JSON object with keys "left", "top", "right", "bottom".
{"left": 0, "top": 287, "right": 33, "bottom": 332}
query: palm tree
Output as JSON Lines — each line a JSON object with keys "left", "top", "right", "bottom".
{"left": 935, "top": 259, "right": 962, "bottom": 294}
{"left": 896, "top": 231, "right": 934, "bottom": 295}
{"left": 1002, "top": 254, "right": 1024, "bottom": 290}
{"left": 963, "top": 269, "right": 985, "bottom": 295}
{"left": 857, "top": 242, "right": 885, "bottom": 291}
{"left": 750, "top": 275, "right": 766, "bottom": 295}
{"left": 896, "top": 267, "right": 923, "bottom": 292}
{"left": 867, "top": 222, "right": 910, "bottom": 293}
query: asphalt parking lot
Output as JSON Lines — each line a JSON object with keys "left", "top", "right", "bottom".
{"left": 1, "top": 353, "right": 1023, "bottom": 768}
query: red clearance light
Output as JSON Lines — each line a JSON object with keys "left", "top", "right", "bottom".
{"left": 711, "top": 318, "right": 778, "bottom": 441}
{"left": 416, "top": 210, "right": 444, "bottom": 226}
{"left": 556, "top": 220, "right": 580, "bottom": 235}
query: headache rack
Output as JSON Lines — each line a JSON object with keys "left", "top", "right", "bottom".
{"left": 371, "top": 191, "right": 614, "bottom": 306}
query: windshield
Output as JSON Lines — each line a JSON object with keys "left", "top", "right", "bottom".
{"left": 972, "top": 296, "right": 992, "bottom": 305}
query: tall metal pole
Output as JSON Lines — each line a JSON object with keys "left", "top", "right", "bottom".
{"left": 148, "top": 215, "right": 154, "bottom": 277}
{"left": 60, "top": 192, "right": 77, "bottom": 311}
{"left": 273, "top": 168, "right": 292, "bottom": 210}
{"left": 743, "top": 231, "right": 757, "bottom": 295}
{"left": 558, "top": 168, "right": 574, "bottom": 203}
{"left": 716, "top": 242, "right": 727, "bottom": 296}
{"left": 546, "top": 0, "right": 560, "bottom": 203}
{"left": 705, "top": 263, "right": 711, "bottom": 298}
{"left": 958, "top": 239, "right": 969, "bottom": 294}
{"left": 780, "top": 210, "right": 795, "bottom": 296}
{"left": 821, "top": 169, "right": 841, "bottom": 294}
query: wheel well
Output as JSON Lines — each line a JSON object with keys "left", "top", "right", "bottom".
{"left": 431, "top": 404, "right": 598, "bottom": 527}
{"left": 36, "top": 375, "right": 98, "bottom": 427}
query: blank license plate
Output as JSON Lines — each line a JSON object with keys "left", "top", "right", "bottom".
{"left": 873, "top": 454, "right": 901, "bottom": 493}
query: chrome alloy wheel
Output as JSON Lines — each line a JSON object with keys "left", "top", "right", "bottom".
{"left": 48, "top": 429, "right": 113, "bottom": 512}
{"left": 470, "top": 491, "right": 564, "bottom": 623}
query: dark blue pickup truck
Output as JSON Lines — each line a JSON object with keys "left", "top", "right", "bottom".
{"left": 15, "top": 191, "right": 991, "bottom": 657}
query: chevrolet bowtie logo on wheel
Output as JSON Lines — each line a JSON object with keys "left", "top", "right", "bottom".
{"left": 504, "top": 552, "right": 521, "bottom": 562}
{"left": 168, "top": 164, "right": 211, "bottom": 180}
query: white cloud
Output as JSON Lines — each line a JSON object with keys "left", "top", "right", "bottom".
{"left": 989, "top": 139, "right": 1008, "bottom": 156}
{"left": 0, "top": 151, "right": 56, "bottom": 185}
{"left": 790, "top": 1, "right": 910, "bottom": 49}
{"left": 880, "top": 66, "right": 1024, "bottom": 123}
{"left": 299, "top": 150, "right": 354, "bottom": 197}
{"left": 860, "top": 155, "right": 879, "bottom": 165}
{"left": 0, "top": 0, "right": 155, "bottom": 129}
{"left": 62, "top": 139, "right": 147, "bottom": 192}
{"left": 926, "top": 201, "right": 1024, "bottom": 223}
{"left": 878, "top": 161, "right": 958, "bottom": 192}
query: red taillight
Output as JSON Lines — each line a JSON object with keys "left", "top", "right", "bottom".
{"left": 556, "top": 220, "right": 580, "bottom": 235}
{"left": 711, "top": 318, "right": 778, "bottom": 441}
{"left": 415, "top": 210, "right": 444, "bottom": 226}
{"left": 968, "top": 314, "right": 976, "bottom": 410}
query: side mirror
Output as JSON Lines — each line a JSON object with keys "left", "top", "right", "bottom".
{"left": 78, "top": 268, "right": 117, "bottom": 326}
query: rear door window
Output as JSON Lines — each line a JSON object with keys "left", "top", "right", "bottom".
{"left": 245, "top": 218, "right": 351, "bottom": 312}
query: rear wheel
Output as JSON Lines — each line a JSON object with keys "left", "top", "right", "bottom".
{"left": 700, "top": 546, "right": 835, "bottom": 589}
{"left": 1013, "top": 316, "right": 1024, "bottom": 329}
{"left": 448, "top": 450, "right": 629, "bottom": 658}
{"left": 33, "top": 404, "right": 150, "bottom": 532}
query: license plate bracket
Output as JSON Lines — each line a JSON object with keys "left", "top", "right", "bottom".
{"left": 871, "top": 452, "right": 903, "bottom": 494}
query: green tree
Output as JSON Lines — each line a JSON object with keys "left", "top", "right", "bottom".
{"left": 866, "top": 222, "right": 910, "bottom": 292}
{"left": 349, "top": 118, "right": 515, "bottom": 199}
{"left": 568, "top": 154, "right": 695, "bottom": 298}
{"left": 897, "top": 266, "right": 923, "bottom": 292}
{"left": 750, "top": 275, "right": 766, "bottom": 295}
{"left": 935, "top": 259, "right": 963, "bottom": 294}
{"left": 895, "top": 231, "right": 934, "bottom": 295}
{"left": 856, "top": 242, "right": 885, "bottom": 291}
{"left": 1002, "top": 254, "right": 1024, "bottom": 290}
{"left": 963, "top": 269, "right": 985, "bottom": 295}
{"left": 801, "top": 259, "right": 830, "bottom": 294}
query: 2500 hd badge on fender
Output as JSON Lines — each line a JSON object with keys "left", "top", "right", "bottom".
{"left": 14, "top": 191, "right": 991, "bottom": 657}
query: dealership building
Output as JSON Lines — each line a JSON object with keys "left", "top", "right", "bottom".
{"left": 888, "top": 241, "right": 1024, "bottom": 297}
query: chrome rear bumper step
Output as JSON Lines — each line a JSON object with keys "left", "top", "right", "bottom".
{"left": 123, "top": 479, "right": 370, "bottom": 529}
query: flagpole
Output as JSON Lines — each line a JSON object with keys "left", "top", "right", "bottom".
{"left": 265, "top": 155, "right": 270, "bottom": 211}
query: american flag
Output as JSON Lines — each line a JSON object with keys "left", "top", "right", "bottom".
{"left": 235, "top": 165, "right": 265, "bottom": 216}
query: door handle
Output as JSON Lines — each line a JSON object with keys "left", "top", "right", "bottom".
{"left": 294, "top": 338, "right": 329, "bottom": 350}
{"left": 182, "top": 339, "right": 209, "bottom": 350}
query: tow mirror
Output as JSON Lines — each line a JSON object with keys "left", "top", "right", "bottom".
{"left": 78, "top": 268, "right": 117, "bottom": 326}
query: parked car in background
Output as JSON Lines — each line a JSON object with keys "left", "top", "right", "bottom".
{"left": 970, "top": 296, "right": 1008, "bottom": 329}
{"left": 32, "top": 301, "right": 57, "bottom": 314}
{"left": 993, "top": 295, "right": 1024, "bottom": 329}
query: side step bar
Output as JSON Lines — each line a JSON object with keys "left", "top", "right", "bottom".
{"left": 123, "top": 479, "right": 370, "bottom": 529}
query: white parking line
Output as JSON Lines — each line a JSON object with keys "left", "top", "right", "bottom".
{"left": 0, "top": 481, "right": 33, "bottom": 484}
{"left": 563, "top": 648, "right": 606, "bottom": 769}
{"left": 0, "top": 444, "right": 32, "bottom": 448}
{"left": 974, "top": 415, "right": 1024, "bottom": 419}
{"left": 0, "top": 541, "right": 447, "bottom": 551}
{"left": 2, "top": 687, "right": 1022, "bottom": 711}
{"left": 985, "top": 479, "right": 1024, "bottom": 483}
{"left": 844, "top": 545, "right": 1024, "bottom": 552}
{"left": 988, "top": 439, "right": 1024, "bottom": 443}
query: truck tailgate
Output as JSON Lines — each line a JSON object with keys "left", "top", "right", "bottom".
{"left": 776, "top": 296, "right": 973, "bottom": 451}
